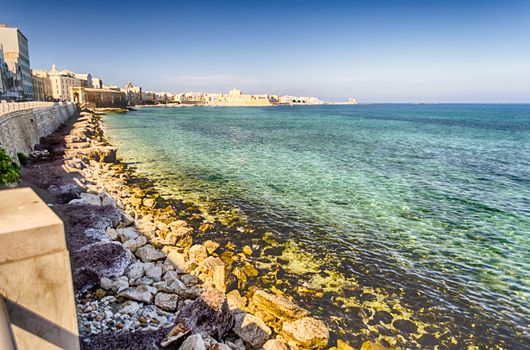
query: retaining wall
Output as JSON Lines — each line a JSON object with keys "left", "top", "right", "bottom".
{"left": 0, "top": 103, "right": 77, "bottom": 160}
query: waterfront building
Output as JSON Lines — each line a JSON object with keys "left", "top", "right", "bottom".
{"left": 0, "top": 45, "right": 5, "bottom": 96}
{"left": 122, "top": 81, "right": 142, "bottom": 106}
{"left": 31, "top": 70, "right": 52, "bottom": 101}
{"left": 204, "top": 89, "right": 276, "bottom": 106}
{"left": 141, "top": 91, "right": 156, "bottom": 104}
{"left": 0, "top": 23, "right": 33, "bottom": 99}
{"left": 47, "top": 64, "right": 81, "bottom": 101}
{"left": 74, "top": 73, "right": 93, "bottom": 88}
{"left": 92, "top": 77, "right": 103, "bottom": 89}
{"left": 70, "top": 86, "right": 127, "bottom": 108}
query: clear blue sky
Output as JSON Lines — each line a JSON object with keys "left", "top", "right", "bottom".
{"left": 2, "top": 0, "right": 529, "bottom": 102}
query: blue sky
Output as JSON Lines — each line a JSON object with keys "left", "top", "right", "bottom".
{"left": 2, "top": 0, "right": 529, "bottom": 102}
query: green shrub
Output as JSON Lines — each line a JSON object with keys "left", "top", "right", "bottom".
{"left": 17, "top": 152, "right": 29, "bottom": 166}
{"left": 0, "top": 147, "right": 20, "bottom": 185}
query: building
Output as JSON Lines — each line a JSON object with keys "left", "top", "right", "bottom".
{"left": 74, "top": 73, "right": 93, "bottom": 88}
{"left": 0, "top": 45, "right": 5, "bottom": 95}
{"left": 92, "top": 77, "right": 103, "bottom": 89}
{"left": 203, "top": 89, "right": 276, "bottom": 106}
{"left": 31, "top": 70, "right": 52, "bottom": 101}
{"left": 0, "top": 23, "right": 33, "bottom": 99}
{"left": 70, "top": 86, "right": 127, "bottom": 108}
{"left": 47, "top": 64, "right": 81, "bottom": 101}
{"left": 141, "top": 91, "right": 156, "bottom": 104}
{"left": 122, "top": 81, "right": 142, "bottom": 106}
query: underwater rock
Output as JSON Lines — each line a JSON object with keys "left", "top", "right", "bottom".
{"left": 253, "top": 290, "right": 309, "bottom": 321}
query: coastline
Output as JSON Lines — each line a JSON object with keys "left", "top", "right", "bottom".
{"left": 20, "top": 110, "right": 358, "bottom": 350}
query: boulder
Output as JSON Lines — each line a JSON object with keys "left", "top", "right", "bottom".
{"left": 155, "top": 292, "right": 179, "bottom": 312}
{"left": 125, "top": 262, "right": 145, "bottom": 280}
{"left": 118, "top": 285, "right": 154, "bottom": 304}
{"left": 136, "top": 245, "right": 166, "bottom": 262}
{"left": 188, "top": 244, "right": 208, "bottom": 262}
{"left": 166, "top": 250, "right": 189, "bottom": 273}
{"left": 171, "top": 288, "right": 234, "bottom": 339}
{"left": 69, "top": 192, "right": 102, "bottom": 206}
{"left": 232, "top": 313, "right": 271, "bottom": 349}
{"left": 145, "top": 263, "right": 163, "bottom": 280}
{"left": 202, "top": 240, "right": 220, "bottom": 254}
{"left": 123, "top": 235, "right": 148, "bottom": 252}
{"left": 166, "top": 226, "right": 193, "bottom": 248}
{"left": 282, "top": 317, "right": 329, "bottom": 349}
{"left": 226, "top": 290, "right": 246, "bottom": 314}
{"left": 253, "top": 290, "right": 309, "bottom": 321}
{"left": 100, "top": 276, "right": 129, "bottom": 293}
{"left": 197, "top": 257, "right": 226, "bottom": 292}
{"left": 178, "top": 334, "right": 206, "bottom": 350}
{"left": 116, "top": 227, "right": 139, "bottom": 242}
{"left": 181, "top": 274, "right": 199, "bottom": 286}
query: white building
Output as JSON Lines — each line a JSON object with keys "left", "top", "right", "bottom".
{"left": 48, "top": 64, "right": 81, "bottom": 101}
{"left": 0, "top": 23, "right": 34, "bottom": 99}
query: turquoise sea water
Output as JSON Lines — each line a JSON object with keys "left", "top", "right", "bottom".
{"left": 104, "top": 105, "right": 530, "bottom": 348}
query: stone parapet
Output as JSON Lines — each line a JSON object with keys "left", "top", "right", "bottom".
{"left": 0, "top": 188, "right": 80, "bottom": 349}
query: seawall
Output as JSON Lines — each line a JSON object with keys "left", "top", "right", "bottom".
{"left": 0, "top": 102, "right": 77, "bottom": 161}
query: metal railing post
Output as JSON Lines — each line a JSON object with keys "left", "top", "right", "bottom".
{"left": 0, "top": 296, "right": 17, "bottom": 350}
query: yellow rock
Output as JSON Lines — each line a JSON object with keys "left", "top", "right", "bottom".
{"left": 242, "top": 245, "right": 253, "bottom": 255}
{"left": 360, "top": 341, "right": 393, "bottom": 350}
{"left": 337, "top": 339, "right": 355, "bottom": 350}
{"left": 199, "top": 223, "right": 214, "bottom": 233}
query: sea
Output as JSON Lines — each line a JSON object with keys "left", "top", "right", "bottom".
{"left": 103, "top": 104, "right": 530, "bottom": 349}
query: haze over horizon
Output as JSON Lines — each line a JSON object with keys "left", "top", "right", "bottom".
{"left": 2, "top": 0, "right": 530, "bottom": 103}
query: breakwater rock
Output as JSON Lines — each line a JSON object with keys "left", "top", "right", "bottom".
{"left": 19, "top": 110, "right": 360, "bottom": 349}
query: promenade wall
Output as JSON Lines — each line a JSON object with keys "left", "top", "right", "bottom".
{"left": 0, "top": 102, "right": 77, "bottom": 160}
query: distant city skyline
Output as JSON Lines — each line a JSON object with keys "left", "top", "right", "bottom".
{"left": 2, "top": 0, "right": 530, "bottom": 103}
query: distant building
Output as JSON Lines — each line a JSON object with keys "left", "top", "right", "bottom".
{"left": 0, "top": 23, "right": 33, "bottom": 99}
{"left": 141, "top": 91, "right": 156, "bottom": 104}
{"left": 0, "top": 45, "right": 5, "bottom": 96}
{"left": 74, "top": 73, "right": 93, "bottom": 88}
{"left": 48, "top": 64, "right": 81, "bottom": 101}
{"left": 31, "top": 70, "right": 52, "bottom": 101}
{"left": 92, "top": 77, "right": 103, "bottom": 89}
{"left": 204, "top": 89, "right": 276, "bottom": 106}
{"left": 70, "top": 86, "right": 127, "bottom": 108}
{"left": 122, "top": 81, "right": 142, "bottom": 105}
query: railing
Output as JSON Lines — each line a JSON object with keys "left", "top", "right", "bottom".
{"left": 0, "top": 102, "right": 73, "bottom": 117}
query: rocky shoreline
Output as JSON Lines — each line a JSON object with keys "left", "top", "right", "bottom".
{"left": 20, "top": 110, "right": 381, "bottom": 350}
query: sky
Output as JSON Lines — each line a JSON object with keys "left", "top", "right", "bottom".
{"left": 2, "top": 0, "right": 530, "bottom": 102}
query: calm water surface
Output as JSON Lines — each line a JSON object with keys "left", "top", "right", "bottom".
{"left": 104, "top": 105, "right": 530, "bottom": 349}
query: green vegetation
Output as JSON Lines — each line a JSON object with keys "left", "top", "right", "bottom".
{"left": 0, "top": 147, "right": 20, "bottom": 185}
{"left": 17, "top": 152, "right": 29, "bottom": 166}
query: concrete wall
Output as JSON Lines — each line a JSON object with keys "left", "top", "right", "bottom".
{"left": 0, "top": 102, "right": 77, "bottom": 160}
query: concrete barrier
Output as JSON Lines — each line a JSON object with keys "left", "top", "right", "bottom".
{"left": 0, "top": 188, "right": 80, "bottom": 349}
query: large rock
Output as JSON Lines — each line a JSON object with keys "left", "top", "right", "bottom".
{"left": 136, "top": 245, "right": 167, "bottom": 262}
{"left": 71, "top": 242, "right": 130, "bottom": 291}
{"left": 166, "top": 226, "right": 193, "bottom": 248}
{"left": 232, "top": 313, "right": 271, "bottom": 349}
{"left": 178, "top": 334, "right": 206, "bottom": 350}
{"left": 116, "top": 227, "right": 139, "bottom": 242}
{"left": 155, "top": 292, "right": 179, "bottom": 312}
{"left": 197, "top": 257, "right": 226, "bottom": 292}
{"left": 123, "top": 235, "right": 148, "bottom": 252}
{"left": 282, "top": 317, "right": 329, "bottom": 349}
{"left": 69, "top": 192, "right": 102, "bottom": 206}
{"left": 188, "top": 244, "right": 208, "bottom": 262}
{"left": 125, "top": 261, "right": 145, "bottom": 280}
{"left": 118, "top": 285, "right": 154, "bottom": 304}
{"left": 166, "top": 250, "right": 189, "bottom": 273}
{"left": 253, "top": 290, "right": 309, "bottom": 321}
{"left": 170, "top": 288, "right": 234, "bottom": 339}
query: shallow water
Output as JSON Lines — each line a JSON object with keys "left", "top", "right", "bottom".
{"left": 104, "top": 104, "right": 530, "bottom": 348}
